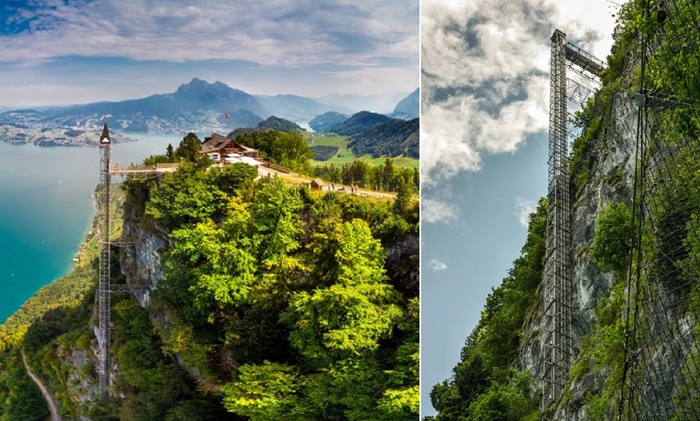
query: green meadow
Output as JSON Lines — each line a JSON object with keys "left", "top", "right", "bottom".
{"left": 308, "top": 134, "right": 418, "bottom": 169}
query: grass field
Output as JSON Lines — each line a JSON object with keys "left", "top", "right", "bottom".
{"left": 308, "top": 134, "right": 418, "bottom": 169}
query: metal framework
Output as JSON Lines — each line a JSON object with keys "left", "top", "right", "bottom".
{"left": 541, "top": 30, "right": 604, "bottom": 411}
{"left": 567, "top": 78, "right": 595, "bottom": 108}
{"left": 565, "top": 41, "right": 606, "bottom": 84}
{"left": 98, "top": 123, "right": 111, "bottom": 401}
{"left": 95, "top": 125, "right": 171, "bottom": 401}
{"left": 566, "top": 80, "right": 596, "bottom": 140}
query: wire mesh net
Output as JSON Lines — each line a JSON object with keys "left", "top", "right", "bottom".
{"left": 621, "top": 0, "right": 700, "bottom": 419}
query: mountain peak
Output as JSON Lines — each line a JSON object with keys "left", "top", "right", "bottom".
{"left": 188, "top": 77, "right": 208, "bottom": 85}
{"left": 176, "top": 78, "right": 222, "bottom": 95}
{"left": 171, "top": 78, "right": 263, "bottom": 114}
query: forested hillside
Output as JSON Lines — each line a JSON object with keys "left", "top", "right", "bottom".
{"left": 0, "top": 136, "right": 419, "bottom": 420}
{"left": 255, "top": 116, "right": 304, "bottom": 132}
{"left": 330, "top": 111, "right": 395, "bottom": 136}
{"left": 348, "top": 118, "right": 419, "bottom": 159}
{"left": 428, "top": 0, "right": 700, "bottom": 419}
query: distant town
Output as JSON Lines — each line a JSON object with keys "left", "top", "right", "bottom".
{"left": 0, "top": 125, "right": 135, "bottom": 147}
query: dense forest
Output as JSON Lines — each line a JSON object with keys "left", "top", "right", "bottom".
{"left": 0, "top": 134, "right": 419, "bottom": 420}
{"left": 428, "top": 0, "right": 700, "bottom": 419}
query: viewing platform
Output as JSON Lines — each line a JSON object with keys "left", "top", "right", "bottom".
{"left": 110, "top": 163, "right": 179, "bottom": 174}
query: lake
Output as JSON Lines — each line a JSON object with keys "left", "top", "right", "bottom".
{"left": 0, "top": 132, "right": 193, "bottom": 323}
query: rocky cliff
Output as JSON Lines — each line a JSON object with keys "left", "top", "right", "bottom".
{"left": 518, "top": 87, "right": 640, "bottom": 420}
{"left": 120, "top": 202, "right": 170, "bottom": 309}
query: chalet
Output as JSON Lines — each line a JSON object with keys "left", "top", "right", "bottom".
{"left": 200, "top": 133, "right": 258, "bottom": 162}
{"left": 309, "top": 178, "right": 325, "bottom": 191}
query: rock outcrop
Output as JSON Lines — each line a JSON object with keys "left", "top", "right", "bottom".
{"left": 120, "top": 203, "right": 170, "bottom": 308}
{"left": 518, "top": 90, "right": 640, "bottom": 419}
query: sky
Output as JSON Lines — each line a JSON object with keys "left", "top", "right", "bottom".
{"left": 420, "top": 0, "right": 618, "bottom": 416}
{"left": 0, "top": 0, "right": 418, "bottom": 107}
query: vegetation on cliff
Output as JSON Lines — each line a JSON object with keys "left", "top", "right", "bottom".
{"left": 0, "top": 133, "right": 419, "bottom": 420}
{"left": 134, "top": 167, "right": 419, "bottom": 420}
{"left": 427, "top": 199, "right": 547, "bottom": 420}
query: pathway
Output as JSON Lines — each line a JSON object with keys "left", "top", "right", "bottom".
{"left": 21, "top": 349, "right": 62, "bottom": 421}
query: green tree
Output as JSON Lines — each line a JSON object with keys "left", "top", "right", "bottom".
{"left": 377, "top": 297, "right": 420, "bottom": 420}
{"left": 146, "top": 163, "right": 228, "bottom": 229}
{"left": 168, "top": 213, "right": 257, "bottom": 313}
{"left": 382, "top": 158, "right": 395, "bottom": 190}
{"left": 467, "top": 372, "right": 539, "bottom": 421}
{"left": 591, "top": 201, "right": 633, "bottom": 273}
{"left": 222, "top": 362, "right": 305, "bottom": 421}
{"left": 174, "top": 133, "right": 210, "bottom": 168}
{"left": 234, "top": 131, "right": 313, "bottom": 170}
{"left": 208, "top": 163, "right": 258, "bottom": 195}
{"left": 393, "top": 177, "right": 413, "bottom": 218}
{"left": 249, "top": 178, "right": 304, "bottom": 266}
{"left": 284, "top": 219, "right": 401, "bottom": 363}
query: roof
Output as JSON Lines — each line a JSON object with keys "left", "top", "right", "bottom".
{"left": 311, "top": 178, "right": 325, "bottom": 186}
{"left": 201, "top": 133, "right": 258, "bottom": 154}
{"left": 201, "top": 133, "right": 233, "bottom": 154}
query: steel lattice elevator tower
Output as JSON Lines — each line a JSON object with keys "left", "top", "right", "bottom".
{"left": 541, "top": 30, "right": 604, "bottom": 410}
{"left": 541, "top": 29, "right": 572, "bottom": 411}
{"left": 98, "top": 123, "right": 111, "bottom": 401}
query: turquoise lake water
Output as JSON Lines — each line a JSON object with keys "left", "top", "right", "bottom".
{"left": 0, "top": 132, "right": 191, "bottom": 323}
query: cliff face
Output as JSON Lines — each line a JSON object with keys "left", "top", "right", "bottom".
{"left": 118, "top": 200, "right": 211, "bottom": 384}
{"left": 120, "top": 203, "right": 170, "bottom": 309}
{"left": 519, "top": 63, "right": 700, "bottom": 420}
{"left": 518, "top": 89, "right": 640, "bottom": 419}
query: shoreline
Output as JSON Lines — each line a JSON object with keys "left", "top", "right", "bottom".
{"left": 0, "top": 202, "right": 99, "bottom": 326}
{"left": 0, "top": 133, "right": 175, "bottom": 324}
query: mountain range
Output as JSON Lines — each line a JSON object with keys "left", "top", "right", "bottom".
{"left": 0, "top": 78, "right": 418, "bottom": 135}
{"left": 222, "top": 110, "right": 419, "bottom": 160}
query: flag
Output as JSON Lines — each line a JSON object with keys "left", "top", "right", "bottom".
{"left": 225, "top": 112, "right": 231, "bottom": 120}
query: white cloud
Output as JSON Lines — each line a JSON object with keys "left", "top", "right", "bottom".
{"left": 421, "top": 0, "right": 617, "bottom": 185}
{"left": 323, "top": 66, "right": 419, "bottom": 100}
{"left": 427, "top": 258, "right": 448, "bottom": 272}
{"left": 422, "top": 197, "right": 459, "bottom": 224}
{"left": 0, "top": 0, "right": 419, "bottom": 105}
{"left": 514, "top": 196, "right": 537, "bottom": 227}
{"left": 0, "top": 83, "right": 108, "bottom": 106}
{"left": 0, "top": 0, "right": 418, "bottom": 67}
